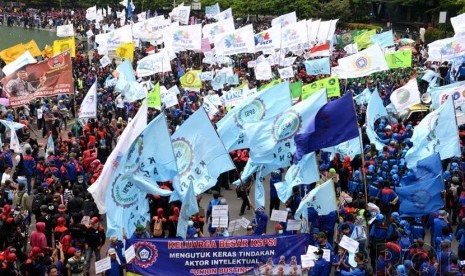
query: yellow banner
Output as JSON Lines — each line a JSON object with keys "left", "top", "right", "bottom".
{"left": 302, "top": 77, "right": 340, "bottom": 99}
{"left": 53, "top": 37, "right": 76, "bottom": 57}
{"left": 116, "top": 42, "right": 135, "bottom": 62}
{"left": 0, "top": 43, "right": 27, "bottom": 64}
{"left": 24, "top": 40, "right": 42, "bottom": 57}
{"left": 42, "top": 45, "right": 53, "bottom": 58}
{"left": 180, "top": 70, "right": 203, "bottom": 88}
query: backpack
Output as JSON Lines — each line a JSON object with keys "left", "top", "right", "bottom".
{"left": 31, "top": 194, "right": 44, "bottom": 215}
{"left": 153, "top": 220, "right": 163, "bottom": 237}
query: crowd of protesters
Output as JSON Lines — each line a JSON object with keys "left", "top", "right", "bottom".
{"left": 0, "top": 3, "right": 462, "bottom": 276}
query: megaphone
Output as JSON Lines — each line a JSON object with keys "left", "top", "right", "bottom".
{"left": 421, "top": 92, "right": 431, "bottom": 104}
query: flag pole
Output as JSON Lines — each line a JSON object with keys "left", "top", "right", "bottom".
{"left": 349, "top": 91, "right": 369, "bottom": 209}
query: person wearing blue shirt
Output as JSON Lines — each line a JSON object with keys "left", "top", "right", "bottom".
{"left": 333, "top": 247, "right": 351, "bottom": 275}
{"left": 341, "top": 252, "right": 368, "bottom": 276}
{"left": 269, "top": 169, "right": 283, "bottom": 216}
{"left": 310, "top": 249, "right": 331, "bottom": 276}
{"left": 106, "top": 248, "right": 123, "bottom": 276}
{"left": 108, "top": 235, "right": 126, "bottom": 266}
{"left": 433, "top": 210, "right": 451, "bottom": 248}
{"left": 316, "top": 232, "right": 334, "bottom": 261}
{"left": 130, "top": 225, "right": 150, "bottom": 239}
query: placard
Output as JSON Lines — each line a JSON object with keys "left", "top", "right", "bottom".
{"left": 212, "top": 205, "right": 229, "bottom": 217}
{"left": 125, "top": 245, "right": 136, "bottom": 263}
{"left": 270, "top": 210, "right": 288, "bottom": 222}
{"left": 339, "top": 235, "right": 359, "bottom": 254}
{"left": 238, "top": 217, "right": 250, "bottom": 229}
{"left": 211, "top": 216, "right": 228, "bottom": 228}
{"left": 286, "top": 220, "right": 301, "bottom": 231}
{"left": 228, "top": 219, "right": 241, "bottom": 232}
{"left": 301, "top": 254, "right": 314, "bottom": 269}
{"left": 323, "top": 249, "right": 331, "bottom": 262}
{"left": 95, "top": 257, "right": 111, "bottom": 274}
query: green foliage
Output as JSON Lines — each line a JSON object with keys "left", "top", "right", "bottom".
{"left": 344, "top": 23, "right": 383, "bottom": 31}
{"left": 423, "top": 27, "right": 454, "bottom": 44}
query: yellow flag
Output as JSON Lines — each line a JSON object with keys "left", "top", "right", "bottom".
{"left": 180, "top": 70, "right": 202, "bottom": 88}
{"left": 354, "top": 29, "right": 376, "bottom": 50}
{"left": 24, "top": 40, "right": 42, "bottom": 57}
{"left": 53, "top": 37, "right": 76, "bottom": 57}
{"left": 116, "top": 42, "right": 135, "bottom": 62}
{"left": 0, "top": 43, "right": 27, "bottom": 64}
{"left": 42, "top": 45, "right": 54, "bottom": 58}
{"left": 147, "top": 82, "right": 161, "bottom": 109}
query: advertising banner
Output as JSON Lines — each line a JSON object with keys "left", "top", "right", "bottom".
{"left": 127, "top": 234, "right": 310, "bottom": 276}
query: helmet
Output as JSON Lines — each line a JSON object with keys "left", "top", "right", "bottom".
{"left": 375, "top": 214, "right": 384, "bottom": 221}
{"left": 368, "top": 165, "right": 375, "bottom": 173}
{"left": 392, "top": 174, "right": 399, "bottom": 181}
{"left": 354, "top": 170, "right": 360, "bottom": 178}
{"left": 271, "top": 170, "right": 281, "bottom": 178}
{"left": 451, "top": 162, "right": 459, "bottom": 171}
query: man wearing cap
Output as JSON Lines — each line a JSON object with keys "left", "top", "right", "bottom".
{"left": 85, "top": 217, "right": 105, "bottom": 275}
{"left": 66, "top": 247, "right": 86, "bottom": 276}
{"left": 6, "top": 67, "right": 47, "bottom": 97}
{"left": 108, "top": 235, "right": 126, "bottom": 266}
{"left": 131, "top": 225, "right": 150, "bottom": 239}
{"left": 251, "top": 207, "right": 268, "bottom": 235}
{"left": 106, "top": 248, "right": 124, "bottom": 276}
{"left": 433, "top": 210, "right": 451, "bottom": 248}
{"left": 309, "top": 249, "right": 331, "bottom": 276}
{"left": 316, "top": 232, "right": 334, "bottom": 261}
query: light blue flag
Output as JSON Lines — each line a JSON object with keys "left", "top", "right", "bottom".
{"left": 353, "top": 87, "right": 373, "bottom": 105}
{"left": 370, "top": 30, "right": 394, "bottom": 48}
{"left": 205, "top": 3, "right": 220, "bottom": 18}
{"left": 0, "top": 119, "right": 25, "bottom": 131}
{"left": 429, "top": 81, "right": 465, "bottom": 110}
{"left": 406, "top": 96, "right": 460, "bottom": 168}
{"left": 274, "top": 152, "right": 320, "bottom": 202}
{"left": 226, "top": 74, "right": 239, "bottom": 85}
{"left": 171, "top": 109, "right": 235, "bottom": 199}
{"left": 177, "top": 181, "right": 199, "bottom": 240}
{"left": 211, "top": 73, "right": 226, "bottom": 91}
{"left": 115, "top": 59, "right": 146, "bottom": 102}
{"left": 366, "top": 87, "right": 388, "bottom": 149}
{"left": 246, "top": 88, "right": 327, "bottom": 164}
{"left": 45, "top": 135, "right": 55, "bottom": 159}
{"left": 322, "top": 130, "right": 362, "bottom": 161}
{"left": 294, "top": 179, "right": 337, "bottom": 220}
{"left": 123, "top": 114, "right": 178, "bottom": 184}
{"left": 217, "top": 81, "right": 293, "bottom": 151}
{"left": 255, "top": 166, "right": 266, "bottom": 209}
{"left": 304, "top": 57, "right": 331, "bottom": 75}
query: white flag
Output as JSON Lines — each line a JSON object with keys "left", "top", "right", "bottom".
{"left": 3, "top": 51, "right": 36, "bottom": 76}
{"left": 214, "top": 24, "right": 255, "bottom": 56}
{"left": 10, "top": 129, "right": 21, "bottom": 153}
{"left": 255, "top": 62, "right": 272, "bottom": 80}
{"left": 100, "top": 55, "right": 111, "bottom": 68}
{"left": 281, "top": 20, "right": 308, "bottom": 49}
{"left": 307, "top": 19, "right": 321, "bottom": 45}
{"left": 57, "top": 24, "right": 75, "bottom": 37}
{"left": 79, "top": 82, "right": 97, "bottom": 119}
{"left": 88, "top": 100, "right": 148, "bottom": 214}
{"left": 278, "top": 66, "right": 294, "bottom": 79}
{"left": 254, "top": 26, "right": 281, "bottom": 52}
{"left": 271, "top": 11, "right": 296, "bottom": 28}
{"left": 389, "top": 79, "right": 421, "bottom": 113}
{"left": 203, "top": 97, "right": 220, "bottom": 119}
{"left": 205, "top": 3, "right": 220, "bottom": 19}
{"left": 165, "top": 24, "right": 202, "bottom": 52}
{"left": 213, "top": 8, "right": 232, "bottom": 21}
{"left": 86, "top": 29, "right": 94, "bottom": 38}
{"left": 137, "top": 12, "right": 146, "bottom": 22}
{"left": 171, "top": 4, "right": 191, "bottom": 25}
{"left": 95, "top": 25, "right": 133, "bottom": 51}
{"left": 333, "top": 44, "right": 389, "bottom": 79}
{"left": 136, "top": 50, "right": 172, "bottom": 77}
{"left": 202, "top": 17, "right": 235, "bottom": 41}
{"left": 86, "top": 6, "right": 97, "bottom": 21}
{"left": 451, "top": 13, "right": 465, "bottom": 35}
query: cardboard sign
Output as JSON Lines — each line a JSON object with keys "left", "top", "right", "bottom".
{"left": 270, "top": 210, "right": 288, "bottom": 222}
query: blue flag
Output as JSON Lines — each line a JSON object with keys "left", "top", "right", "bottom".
{"left": 115, "top": 59, "right": 146, "bottom": 102}
{"left": 294, "top": 179, "right": 337, "bottom": 219}
{"left": 226, "top": 74, "right": 240, "bottom": 85}
{"left": 45, "top": 135, "right": 55, "bottom": 159}
{"left": 211, "top": 73, "right": 226, "bottom": 90}
{"left": 396, "top": 175, "right": 444, "bottom": 216}
{"left": 246, "top": 88, "right": 326, "bottom": 163}
{"left": 353, "top": 87, "right": 373, "bottom": 106}
{"left": 274, "top": 152, "right": 320, "bottom": 202}
{"left": 171, "top": 109, "right": 235, "bottom": 200}
{"left": 294, "top": 93, "right": 359, "bottom": 162}
{"left": 177, "top": 181, "right": 199, "bottom": 240}
{"left": 400, "top": 153, "right": 443, "bottom": 186}
{"left": 304, "top": 57, "right": 331, "bottom": 75}
{"left": 217, "top": 81, "right": 292, "bottom": 151}
{"left": 127, "top": 0, "right": 133, "bottom": 19}
{"left": 405, "top": 96, "right": 460, "bottom": 168}
{"left": 370, "top": 30, "right": 394, "bottom": 48}
{"left": 366, "top": 87, "right": 388, "bottom": 150}
{"left": 123, "top": 113, "right": 178, "bottom": 184}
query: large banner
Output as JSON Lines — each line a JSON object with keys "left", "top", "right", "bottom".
{"left": 2, "top": 51, "right": 74, "bottom": 107}
{"left": 127, "top": 234, "right": 310, "bottom": 276}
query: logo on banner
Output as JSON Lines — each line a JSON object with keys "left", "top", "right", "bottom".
{"left": 225, "top": 34, "right": 245, "bottom": 48}
{"left": 111, "top": 173, "right": 139, "bottom": 208}
{"left": 395, "top": 88, "right": 410, "bottom": 105}
{"left": 210, "top": 25, "right": 225, "bottom": 37}
{"left": 283, "top": 29, "right": 298, "bottom": 42}
{"left": 426, "top": 115, "right": 439, "bottom": 142}
{"left": 272, "top": 110, "right": 302, "bottom": 142}
{"left": 354, "top": 56, "right": 370, "bottom": 70}
{"left": 172, "top": 138, "right": 194, "bottom": 176}
{"left": 341, "top": 32, "right": 353, "bottom": 44}
{"left": 134, "top": 241, "right": 158, "bottom": 268}
{"left": 48, "top": 54, "right": 66, "bottom": 69}
{"left": 234, "top": 99, "right": 266, "bottom": 128}
{"left": 409, "top": 189, "right": 431, "bottom": 210}
{"left": 173, "top": 30, "right": 191, "bottom": 43}
{"left": 255, "top": 32, "right": 271, "bottom": 45}
{"left": 441, "top": 41, "right": 462, "bottom": 55}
